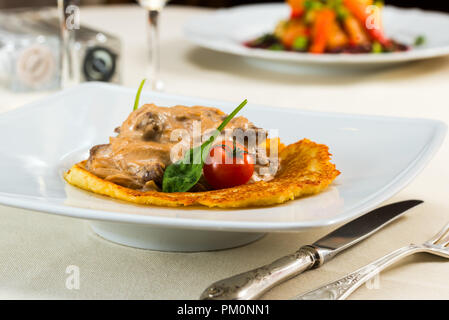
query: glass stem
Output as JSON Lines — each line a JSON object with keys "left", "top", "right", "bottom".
{"left": 147, "top": 9, "right": 162, "bottom": 91}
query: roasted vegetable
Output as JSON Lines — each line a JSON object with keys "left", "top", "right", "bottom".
{"left": 288, "top": 0, "right": 306, "bottom": 18}
{"left": 245, "top": 0, "right": 409, "bottom": 54}
{"left": 310, "top": 9, "right": 336, "bottom": 53}
{"left": 281, "top": 20, "right": 308, "bottom": 48}
{"left": 343, "top": 0, "right": 390, "bottom": 45}
{"left": 327, "top": 20, "right": 349, "bottom": 49}
{"left": 343, "top": 15, "right": 369, "bottom": 45}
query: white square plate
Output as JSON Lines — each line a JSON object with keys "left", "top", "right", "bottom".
{"left": 0, "top": 83, "right": 445, "bottom": 236}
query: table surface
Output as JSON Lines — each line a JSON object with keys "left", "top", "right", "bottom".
{"left": 1, "top": 4, "right": 449, "bottom": 300}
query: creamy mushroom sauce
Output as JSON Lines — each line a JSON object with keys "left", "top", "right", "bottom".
{"left": 86, "top": 104, "right": 276, "bottom": 191}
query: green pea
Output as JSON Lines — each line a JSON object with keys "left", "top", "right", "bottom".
{"left": 372, "top": 42, "right": 383, "bottom": 54}
{"left": 292, "top": 36, "right": 309, "bottom": 51}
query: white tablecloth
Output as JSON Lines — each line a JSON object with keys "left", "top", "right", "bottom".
{"left": 1, "top": 5, "right": 449, "bottom": 299}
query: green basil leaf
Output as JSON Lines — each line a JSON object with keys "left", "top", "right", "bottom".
{"left": 162, "top": 99, "right": 248, "bottom": 193}
{"left": 133, "top": 79, "right": 146, "bottom": 111}
{"left": 162, "top": 146, "right": 204, "bottom": 193}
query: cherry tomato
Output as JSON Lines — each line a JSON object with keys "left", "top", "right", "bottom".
{"left": 203, "top": 141, "right": 254, "bottom": 190}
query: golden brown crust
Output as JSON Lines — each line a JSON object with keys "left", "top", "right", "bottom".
{"left": 64, "top": 139, "right": 340, "bottom": 208}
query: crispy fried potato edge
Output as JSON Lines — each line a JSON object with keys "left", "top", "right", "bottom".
{"left": 64, "top": 138, "right": 340, "bottom": 208}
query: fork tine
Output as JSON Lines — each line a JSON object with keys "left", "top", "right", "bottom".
{"left": 440, "top": 235, "right": 449, "bottom": 247}
{"left": 428, "top": 222, "right": 449, "bottom": 244}
{"left": 437, "top": 230, "right": 449, "bottom": 247}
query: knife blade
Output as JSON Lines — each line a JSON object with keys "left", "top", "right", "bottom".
{"left": 200, "top": 200, "right": 423, "bottom": 300}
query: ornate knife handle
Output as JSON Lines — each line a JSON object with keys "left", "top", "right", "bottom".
{"left": 200, "top": 246, "right": 321, "bottom": 300}
{"left": 295, "top": 244, "right": 422, "bottom": 300}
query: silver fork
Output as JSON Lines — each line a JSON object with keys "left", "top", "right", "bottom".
{"left": 295, "top": 222, "right": 449, "bottom": 300}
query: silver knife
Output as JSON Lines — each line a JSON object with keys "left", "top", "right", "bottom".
{"left": 200, "top": 200, "right": 423, "bottom": 300}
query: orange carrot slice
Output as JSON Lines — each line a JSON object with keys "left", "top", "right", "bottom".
{"left": 309, "top": 9, "right": 336, "bottom": 54}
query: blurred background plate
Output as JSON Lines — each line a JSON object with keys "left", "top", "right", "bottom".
{"left": 184, "top": 3, "right": 449, "bottom": 65}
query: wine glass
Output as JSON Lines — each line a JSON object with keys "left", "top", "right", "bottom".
{"left": 57, "top": 0, "right": 79, "bottom": 88}
{"left": 138, "top": 0, "right": 169, "bottom": 91}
